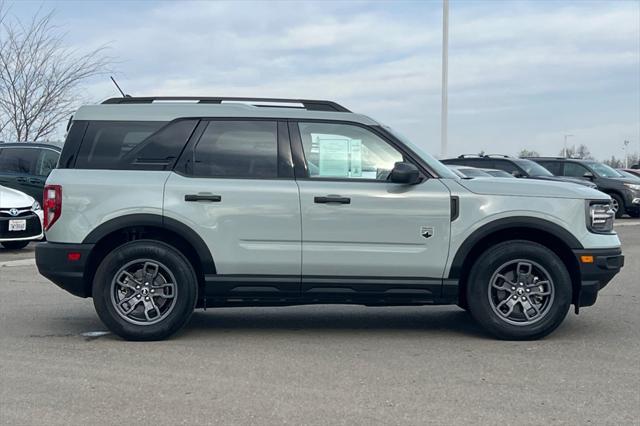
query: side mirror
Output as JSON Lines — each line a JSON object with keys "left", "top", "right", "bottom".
{"left": 583, "top": 171, "right": 595, "bottom": 180}
{"left": 512, "top": 171, "right": 524, "bottom": 178}
{"left": 389, "top": 162, "right": 421, "bottom": 184}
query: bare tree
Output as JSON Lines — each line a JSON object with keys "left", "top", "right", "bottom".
{"left": 558, "top": 144, "right": 593, "bottom": 160}
{"left": 0, "top": 6, "right": 111, "bottom": 142}
{"left": 518, "top": 149, "right": 540, "bottom": 158}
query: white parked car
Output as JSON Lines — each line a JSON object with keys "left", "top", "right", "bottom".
{"left": 0, "top": 185, "right": 44, "bottom": 249}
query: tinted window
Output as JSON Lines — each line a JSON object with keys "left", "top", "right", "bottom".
{"left": 513, "top": 159, "right": 553, "bottom": 177}
{"left": 492, "top": 160, "right": 520, "bottom": 175}
{"left": 122, "top": 120, "right": 198, "bottom": 170}
{"left": 538, "top": 161, "right": 562, "bottom": 175}
{"left": 563, "top": 162, "right": 590, "bottom": 178}
{"left": 190, "top": 121, "right": 278, "bottom": 178}
{"left": 298, "top": 122, "right": 403, "bottom": 180}
{"left": 76, "top": 121, "right": 165, "bottom": 169}
{"left": 36, "top": 149, "right": 60, "bottom": 176}
{"left": 584, "top": 162, "right": 623, "bottom": 178}
{"left": 0, "top": 147, "right": 40, "bottom": 174}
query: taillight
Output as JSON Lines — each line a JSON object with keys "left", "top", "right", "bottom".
{"left": 43, "top": 185, "right": 62, "bottom": 231}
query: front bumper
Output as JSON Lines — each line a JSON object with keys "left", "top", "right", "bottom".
{"left": 573, "top": 248, "right": 624, "bottom": 307}
{"left": 0, "top": 212, "right": 43, "bottom": 242}
{"left": 36, "top": 242, "right": 94, "bottom": 298}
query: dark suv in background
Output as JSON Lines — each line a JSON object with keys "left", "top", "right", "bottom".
{"left": 441, "top": 155, "right": 597, "bottom": 188}
{"left": 525, "top": 157, "right": 640, "bottom": 218}
{"left": 0, "top": 143, "right": 61, "bottom": 201}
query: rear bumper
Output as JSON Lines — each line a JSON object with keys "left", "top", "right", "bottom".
{"left": 573, "top": 248, "right": 624, "bottom": 307}
{"left": 35, "top": 242, "right": 94, "bottom": 298}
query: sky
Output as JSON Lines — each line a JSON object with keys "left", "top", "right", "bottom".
{"left": 8, "top": 0, "right": 640, "bottom": 161}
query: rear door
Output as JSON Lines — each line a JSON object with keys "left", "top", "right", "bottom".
{"left": 164, "top": 120, "right": 301, "bottom": 297}
{"left": 292, "top": 121, "right": 451, "bottom": 299}
{"left": 0, "top": 147, "right": 41, "bottom": 201}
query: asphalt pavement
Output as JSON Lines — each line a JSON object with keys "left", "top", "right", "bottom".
{"left": 1, "top": 220, "right": 639, "bottom": 425}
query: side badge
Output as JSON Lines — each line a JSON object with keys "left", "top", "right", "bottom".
{"left": 420, "top": 226, "right": 434, "bottom": 239}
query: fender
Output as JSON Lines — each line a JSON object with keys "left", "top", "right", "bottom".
{"left": 82, "top": 213, "right": 216, "bottom": 274}
{"left": 447, "top": 216, "right": 583, "bottom": 279}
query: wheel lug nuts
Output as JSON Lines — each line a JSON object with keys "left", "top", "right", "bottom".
{"left": 526, "top": 289, "right": 530, "bottom": 293}
{"left": 513, "top": 296, "right": 518, "bottom": 300}
{"left": 137, "top": 295, "right": 141, "bottom": 299}
{"left": 151, "top": 289, "right": 155, "bottom": 293}
{"left": 511, "top": 287, "right": 516, "bottom": 291}
{"left": 521, "top": 296, "right": 526, "bottom": 301}
{"left": 136, "top": 285, "right": 140, "bottom": 289}
{"left": 145, "top": 297, "right": 150, "bottom": 301}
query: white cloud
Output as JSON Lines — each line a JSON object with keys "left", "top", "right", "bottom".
{"left": 29, "top": 0, "right": 640, "bottom": 160}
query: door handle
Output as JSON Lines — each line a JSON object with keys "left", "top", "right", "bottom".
{"left": 28, "top": 178, "right": 43, "bottom": 184}
{"left": 314, "top": 195, "right": 351, "bottom": 204}
{"left": 16, "top": 177, "right": 27, "bottom": 183}
{"left": 184, "top": 194, "right": 222, "bottom": 202}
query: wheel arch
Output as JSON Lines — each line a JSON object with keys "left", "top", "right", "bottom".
{"left": 82, "top": 214, "right": 215, "bottom": 297}
{"left": 449, "top": 217, "right": 583, "bottom": 308}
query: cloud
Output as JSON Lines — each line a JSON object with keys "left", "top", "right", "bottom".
{"left": 20, "top": 0, "right": 639, "bottom": 160}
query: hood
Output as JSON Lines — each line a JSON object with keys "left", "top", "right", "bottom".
{"left": 0, "top": 185, "right": 35, "bottom": 208}
{"left": 531, "top": 175, "right": 596, "bottom": 188}
{"left": 457, "top": 177, "right": 607, "bottom": 199}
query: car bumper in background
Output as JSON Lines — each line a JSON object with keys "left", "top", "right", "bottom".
{"left": 0, "top": 212, "right": 43, "bottom": 242}
{"left": 35, "top": 242, "right": 94, "bottom": 298}
{"left": 573, "top": 247, "right": 624, "bottom": 307}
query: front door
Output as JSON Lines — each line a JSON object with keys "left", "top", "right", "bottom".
{"left": 292, "top": 121, "right": 451, "bottom": 299}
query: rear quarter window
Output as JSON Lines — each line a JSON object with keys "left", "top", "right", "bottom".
{"left": 74, "top": 120, "right": 197, "bottom": 170}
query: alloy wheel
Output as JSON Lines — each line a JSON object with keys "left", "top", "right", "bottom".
{"left": 110, "top": 259, "right": 178, "bottom": 325}
{"left": 488, "top": 260, "right": 555, "bottom": 326}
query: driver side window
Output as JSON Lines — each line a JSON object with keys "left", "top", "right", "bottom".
{"left": 563, "top": 162, "right": 589, "bottom": 178}
{"left": 298, "top": 122, "right": 403, "bottom": 180}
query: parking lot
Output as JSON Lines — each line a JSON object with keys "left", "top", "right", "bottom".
{"left": 0, "top": 221, "right": 638, "bottom": 426}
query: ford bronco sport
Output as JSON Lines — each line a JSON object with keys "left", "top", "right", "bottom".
{"left": 36, "top": 97, "right": 624, "bottom": 341}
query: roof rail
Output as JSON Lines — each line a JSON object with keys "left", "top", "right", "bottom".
{"left": 457, "top": 154, "right": 484, "bottom": 158}
{"left": 522, "top": 156, "right": 568, "bottom": 160}
{"left": 101, "top": 96, "right": 351, "bottom": 112}
{"left": 484, "top": 154, "right": 511, "bottom": 158}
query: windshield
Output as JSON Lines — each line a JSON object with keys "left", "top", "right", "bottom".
{"left": 513, "top": 159, "right": 553, "bottom": 177}
{"left": 381, "top": 126, "right": 459, "bottom": 179}
{"left": 586, "top": 162, "right": 623, "bottom": 178}
{"left": 618, "top": 170, "right": 640, "bottom": 182}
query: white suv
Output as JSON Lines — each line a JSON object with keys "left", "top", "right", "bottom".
{"left": 36, "top": 97, "right": 624, "bottom": 341}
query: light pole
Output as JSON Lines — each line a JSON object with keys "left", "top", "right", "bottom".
{"left": 623, "top": 140, "right": 630, "bottom": 168}
{"left": 440, "top": 0, "right": 449, "bottom": 158}
{"left": 563, "top": 134, "right": 573, "bottom": 158}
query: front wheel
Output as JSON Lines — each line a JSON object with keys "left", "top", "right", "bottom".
{"left": 93, "top": 240, "right": 198, "bottom": 341}
{"left": 610, "top": 193, "right": 624, "bottom": 219}
{"left": 466, "top": 241, "right": 571, "bottom": 340}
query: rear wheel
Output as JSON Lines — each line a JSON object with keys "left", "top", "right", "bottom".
{"left": 1, "top": 240, "right": 30, "bottom": 250}
{"left": 93, "top": 240, "right": 198, "bottom": 341}
{"left": 466, "top": 240, "right": 571, "bottom": 340}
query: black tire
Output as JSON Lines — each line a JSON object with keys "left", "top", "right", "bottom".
{"left": 1, "top": 240, "right": 30, "bottom": 250}
{"left": 93, "top": 240, "right": 198, "bottom": 341}
{"left": 466, "top": 240, "right": 571, "bottom": 340}
{"left": 628, "top": 210, "right": 640, "bottom": 218}
{"left": 610, "top": 193, "right": 625, "bottom": 219}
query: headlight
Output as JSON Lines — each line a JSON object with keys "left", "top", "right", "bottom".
{"left": 624, "top": 183, "right": 640, "bottom": 191}
{"left": 586, "top": 201, "right": 615, "bottom": 234}
{"left": 31, "top": 201, "right": 41, "bottom": 211}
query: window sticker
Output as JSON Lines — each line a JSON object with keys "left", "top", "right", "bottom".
{"left": 318, "top": 137, "right": 350, "bottom": 177}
